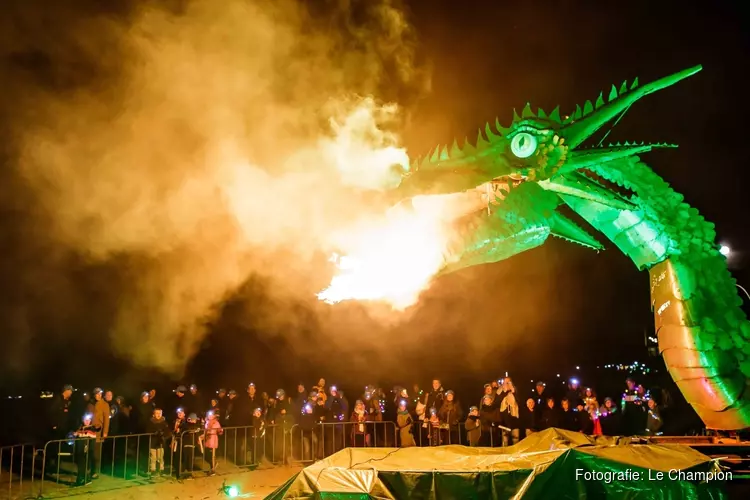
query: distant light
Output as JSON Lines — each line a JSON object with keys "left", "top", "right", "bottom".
{"left": 556, "top": 374, "right": 560, "bottom": 377}
{"left": 720, "top": 245, "right": 731, "bottom": 256}
{"left": 575, "top": 366, "right": 580, "bottom": 370}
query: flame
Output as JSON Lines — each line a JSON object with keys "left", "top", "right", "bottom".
{"left": 311, "top": 98, "right": 461, "bottom": 309}
{"left": 318, "top": 202, "right": 450, "bottom": 309}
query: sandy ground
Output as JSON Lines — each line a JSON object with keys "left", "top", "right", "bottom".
{"left": 2, "top": 465, "right": 301, "bottom": 500}
{"left": 71, "top": 466, "right": 302, "bottom": 499}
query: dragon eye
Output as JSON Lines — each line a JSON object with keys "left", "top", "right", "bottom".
{"left": 510, "top": 132, "right": 538, "bottom": 158}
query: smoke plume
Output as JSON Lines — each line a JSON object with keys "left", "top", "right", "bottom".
{"left": 0, "top": 0, "right": 430, "bottom": 376}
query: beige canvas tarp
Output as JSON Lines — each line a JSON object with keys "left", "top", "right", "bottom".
{"left": 266, "top": 428, "right": 727, "bottom": 499}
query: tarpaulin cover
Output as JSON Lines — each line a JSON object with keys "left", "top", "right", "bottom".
{"left": 265, "top": 428, "right": 726, "bottom": 499}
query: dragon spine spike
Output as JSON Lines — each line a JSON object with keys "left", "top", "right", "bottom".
{"left": 608, "top": 85, "right": 618, "bottom": 102}
{"left": 476, "top": 129, "right": 489, "bottom": 149}
{"left": 485, "top": 122, "right": 499, "bottom": 141}
{"left": 450, "top": 139, "right": 461, "bottom": 157}
{"left": 462, "top": 136, "right": 476, "bottom": 154}
{"left": 439, "top": 144, "right": 450, "bottom": 161}
{"left": 521, "top": 102, "right": 535, "bottom": 118}
{"left": 495, "top": 117, "right": 509, "bottom": 135}
{"left": 619, "top": 80, "right": 628, "bottom": 95}
{"left": 549, "top": 106, "right": 561, "bottom": 123}
{"left": 430, "top": 145, "right": 440, "bottom": 162}
{"left": 512, "top": 108, "right": 522, "bottom": 123}
{"left": 631, "top": 77, "right": 639, "bottom": 90}
{"left": 595, "top": 92, "right": 605, "bottom": 109}
{"left": 583, "top": 100, "right": 594, "bottom": 116}
{"left": 573, "top": 104, "right": 583, "bottom": 120}
{"left": 537, "top": 108, "right": 547, "bottom": 119}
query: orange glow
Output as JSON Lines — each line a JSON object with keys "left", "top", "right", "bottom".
{"left": 318, "top": 201, "right": 451, "bottom": 309}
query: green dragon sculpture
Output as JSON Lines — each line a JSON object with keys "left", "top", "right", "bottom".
{"left": 388, "top": 64, "right": 750, "bottom": 431}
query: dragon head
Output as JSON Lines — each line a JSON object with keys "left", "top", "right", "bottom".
{"left": 394, "top": 65, "right": 702, "bottom": 201}
{"left": 384, "top": 65, "right": 703, "bottom": 276}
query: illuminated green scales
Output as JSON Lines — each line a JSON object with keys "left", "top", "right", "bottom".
{"left": 390, "top": 65, "right": 750, "bottom": 430}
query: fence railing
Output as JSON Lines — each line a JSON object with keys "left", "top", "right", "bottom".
{"left": 0, "top": 420, "right": 523, "bottom": 499}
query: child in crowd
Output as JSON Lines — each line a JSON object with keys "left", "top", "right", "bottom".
{"left": 202, "top": 410, "right": 223, "bottom": 475}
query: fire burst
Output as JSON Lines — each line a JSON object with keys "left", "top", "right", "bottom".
{"left": 314, "top": 98, "right": 471, "bottom": 310}
{"left": 317, "top": 202, "right": 450, "bottom": 309}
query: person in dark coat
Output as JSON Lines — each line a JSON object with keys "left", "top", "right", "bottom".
{"left": 325, "top": 386, "right": 348, "bottom": 454}
{"left": 170, "top": 386, "right": 188, "bottom": 418}
{"left": 465, "top": 406, "right": 481, "bottom": 446}
{"left": 298, "top": 402, "right": 318, "bottom": 460}
{"left": 621, "top": 378, "right": 643, "bottom": 435}
{"left": 564, "top": 378, "right": 584, "bottom": 408}
{"left": 133, "top": 392, "right": 153, "bottom": 433}
{"left": 645, "top": 399, "right": 663, "bottom": 436}
{"left": 187, "top": 385, "right": 204, "bottom": 416}
{"left": 216, "top": 389, "right": 228, "bottom": 416}
{"left": 270, "top": 389, "right": 294, "bottom": 464}
{"left": 559, "top": 398, "right": 579, "bottom": 431}
{"left": 177, "top": 413, "right": 201, "bottom": 477}
{"left": 293, "top": 384, "right": 307, "bottom": 416}
{"left": 437, "top": 390, "right": 463, "bottom": 445}
{"left": 478, "top": 395, "right": 500, "bottom": 446}
{"left": 598, "top": 398, "right": 622, "bottom": 436}
{"left": 533, "top": 382, "right": 548, "bottom": 417}
{"left": 249, "top": 407, "right": 266, "bottom": 465}
{"left": 244, "top": 383, "right": 261, "bottom": 424}
{"left": 132, "top": 392, "right": 153, "bottom": 474}
{"left": 424, "top": 380, "right": 445, "bottom": 413}
{"left": 576, "top": 403, "right": 594, "bottom": 434}
{"left": 540, "top": 398, "right": 560, "bottom": 430}
{"left": 49, "top": 384, "right": 74, "bottom": 444}
{"left": 223, "top": 390, "right": 238, "bottom": 424}
{"left": 519, "top": 398, "right": 538, "bottom": 438}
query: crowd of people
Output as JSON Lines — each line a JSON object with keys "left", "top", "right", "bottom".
{"left": 46, "top": 375, "right": 665, "bottom": 486}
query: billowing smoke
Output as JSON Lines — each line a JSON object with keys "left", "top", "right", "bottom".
{"left": 0, "top": 0, "right": 430, "bottom": 376}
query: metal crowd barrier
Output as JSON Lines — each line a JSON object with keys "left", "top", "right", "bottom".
{"left": 0, "top": 443, "right": 38, "bottom": 500}
{"left": 287, "top": 421, "right": 399, "bottom": 463}
{"left": 0, "top": 420, "right": 521, "bottom": 499}
{"left": 39, "top": 432, "right": 177, "bottom": 496}
{"left": 411, "top": 421, "right": 515, "bottom": 448}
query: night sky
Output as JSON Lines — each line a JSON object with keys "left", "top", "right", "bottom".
{"left": 0, "top": 0, "right": 747, "bottom": 401}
